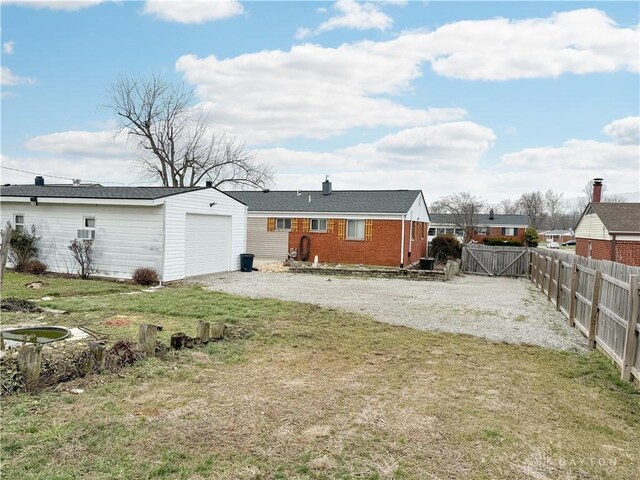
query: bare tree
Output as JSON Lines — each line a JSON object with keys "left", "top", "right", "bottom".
{"left": 68, "top": 240, "right": 96, "bottom": 279}
{"left": 603, "top": 194, "right": 627, "bottom": 203}
{"left": 108, "top": 74, "right": 273, "bottom": 188}
{"left": 518, "top": 191, "right": 546, "bottom": 229}
{"left": 433, "top": 192, "right": 486, "bottom": 242}
{"left": 544, "top": 189, "right": 564, "bottom": 230}
{"left": 498, "top": 198, "right": 520, "bottom": 215}
{"left": 577, "top": 180, "right": 608, "bottom": 211}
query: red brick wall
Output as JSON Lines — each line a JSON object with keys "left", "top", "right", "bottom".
{"left": 575, "top": 238, "right": 612, "bottom": 261}
{"left": 471, "top": 226, "right": 526, "bottom": 243}
{"left": 288, "top": 219, "right": 428, "bottom": 267}
{"left": 615, "top": 241, "right": 640, "bottom": 266}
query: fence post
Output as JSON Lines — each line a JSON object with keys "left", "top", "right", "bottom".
{"left": 534, "top": 253, "right": 540, "bottom": 288}
{"left": 17, "top": 344, "right": 42, "bottom": 393}
{"left": 528, "top": 250, "right": 532, "bottom": 280}
{"left": 568, "top": 261, "right": 578, "bottom": 326}
{"left": 547, "top": 257, "right": 555, "bottom": 301}
{"left": 587, "top": 270, "right": 602, "bottom": 348}
{"left": 0, "top": 225, "right": 13, "bottom": 289}
{"left": 138, "top": 323, "right": 162, "bottom": 356}
{"left": 621, "top": 275, "right": 639, "bottom": 381}
{"left": 555, "top": 259, "right": 562, "bottom": 311}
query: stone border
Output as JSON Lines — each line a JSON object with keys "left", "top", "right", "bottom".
{"left": 290, "top": 266, "right": 446, "bottom": 281}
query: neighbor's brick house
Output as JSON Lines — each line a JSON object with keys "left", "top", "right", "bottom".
{"left": 427, "top": 212, "right": 528, "bottom": 244}
{"left": 228, "top": 180, "right": 429, "bottom": 268}
{"left": 574, "top": 179, "right": 640, "bottom": 266}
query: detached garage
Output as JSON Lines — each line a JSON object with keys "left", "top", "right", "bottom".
{"left": 0, "top": 179, "right": 247, "bottom": 281}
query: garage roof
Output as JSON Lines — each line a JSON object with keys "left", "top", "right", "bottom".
{"left": 581, "top": 203, "right": 640, "bottom": 233}
{"left": 0, "top": 185, "right": 205, "bottom": 200}
{"left": 226, "top": 190, "right": 423, "bottom": 214}
{"left": 430, "top": 213, "right": 529, "bottom": 226}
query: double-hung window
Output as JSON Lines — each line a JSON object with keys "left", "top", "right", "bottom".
{"left": 13, "top": 214, "right": 24, "bottom": 233}
{"left": 77, "top": 217, "right": 96, "bottom": 240}
{"left": 310, "top": 219, "right": 327, "bottom": 232}
{"left": 346, "top": 219, "right": 365, "bottom": 240}
{"left": 504, "top": 227, "right": 515, "bottom": 236}
{"left": 275, "top": 218, "right": 291, "bottom": 230}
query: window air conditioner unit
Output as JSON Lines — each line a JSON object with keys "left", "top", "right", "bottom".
{"left": 77, "top": 229, "right": 95, "bottom": 240}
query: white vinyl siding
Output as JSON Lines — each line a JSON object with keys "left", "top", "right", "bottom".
{"left": 406, "top": 193, "right": 430, "bottom": 223}
{"left": 246, "top": 217, "right": 289, "bottom": 260}
{"left": 1, "top": 204, "right": 164, "bottom": 278}
{"left": 346, "top": 219, "right": 365, "bottom": 240}
{"left": 184, "top": 214, "right": 231, "bottom": 277}
{"left": 575, "top": 213, "right": 610, "bottom": 240}
{"left": 163, "top": 189, "right": 246, "bottom": 281}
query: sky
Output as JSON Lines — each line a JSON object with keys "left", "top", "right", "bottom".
{"left": 1, "top": 0, "right": 639, "bottom": 203}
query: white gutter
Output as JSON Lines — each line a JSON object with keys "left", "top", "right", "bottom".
{"left": 400, "top": 214, "right": 405, "bottom": 268}
{"left": 0, "top": 196, "right": 163, "bottom": 207}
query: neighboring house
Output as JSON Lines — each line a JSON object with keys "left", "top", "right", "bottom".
{"left": 575, "top": 202, "right": 640, "bottom": 266}
{"left": 0, "top": 177, "right": 247, "bottom": 280}
{"left": 227, "top": 179, "right": 429, "bottom": 268}
{"left": 428, "top": 212, "right": 528, "bottom": 244}
{"left": 539, "top": 229, "right": 574, "bottom": 244}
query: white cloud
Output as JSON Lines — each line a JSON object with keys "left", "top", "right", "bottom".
{"left": 25, "top": 129, "right": 132, "bottom": 158}
{"left": 3, "top": 41, "right": 15, "bottom": 55}
{"left": 0, "top": 66, "right": 36, "bottom": 86}
{"left": 603, "top": 116, "right": 640, "bottom": 145}
{"left": 296, "top": 0, "right": 393, "bottom": 39}
{"left": 143, "top": 0, "right": 244, "bottom": 24}
{"left": 0, "top": 0, "right": 107, "bottom": 11}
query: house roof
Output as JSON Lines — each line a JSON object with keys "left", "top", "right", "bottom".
{"left": 429, "top": 213, "right": 529, "bottom": 226}
{"left": 226, "top": 190, "right": 423, "bottom": 214}
{"left": 581, "top": 203, "right": 640, "bottom": 233}
{"left": 541, "top": 229, "right": 574, "bottom": 236}
{"left": 0, "top": 185, "right": 205, "bottom": 200}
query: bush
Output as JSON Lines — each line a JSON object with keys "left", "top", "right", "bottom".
{"left": 8, "top": 225, "right": 41, "bottom": 271}
{"left": 431, "top": 234, "right": 462, "bottom": 263}
{"left": 68, "top": 239, "right": 96, "bottom": 279}
{"left": 132, "top": 267, "right": 159, "bottom": 286}
{"left": 524, "top": 227, "right": 539, "bottom": 247}
{"left": 483, "top": 237, "right": 523, "bottom": 247}
{"left": 23, "top": 259, "right": 48, "bottom": 275}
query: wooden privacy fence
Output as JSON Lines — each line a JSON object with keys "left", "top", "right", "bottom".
{"left": 530, "top": 248, "right": 640, "bottom": 383}
{"left": 462, "top": 244, "right": 529, "bottom": 277}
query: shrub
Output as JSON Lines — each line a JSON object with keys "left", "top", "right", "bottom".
{"left": 431, "top": 234, "right": 462, "bottom": 263}
{"left": 23, "top": 259, "right": 48, "bottom": 275}
{"left": 483, "top": 237, "right": 523, "bottom": 247}
{"left": 132, "top": 267, "right": 160, "bottom": 286}
{"left": 68, "top": 239, "right": 96, "bottom": 279}
{"left": 524, "top": 227, "right": 539, "bottom": 247}
{"left": 8, "top": 224, "right": 41, "bottom": 271}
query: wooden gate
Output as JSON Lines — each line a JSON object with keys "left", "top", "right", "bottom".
{"left": 462, "top": 245, "right": 529, "bottom": 277}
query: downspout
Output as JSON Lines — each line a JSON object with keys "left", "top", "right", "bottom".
{"left": 611, "top": 233, "right": 617, "bottom": 262}
{"left": 400, "top": 214, "right": 405, "bottom": 268}
{"left": 408, "top": 212, "right": 413, "bottom": 266}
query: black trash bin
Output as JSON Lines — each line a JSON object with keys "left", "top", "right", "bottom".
{"left": 419, "top": 257, "right": 435, "bottom": 270}
{"left": 240, "top": 253, "right": 255, "bottom": 272}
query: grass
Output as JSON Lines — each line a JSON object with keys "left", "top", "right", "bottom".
{"left": 1, "top": 272, "right": 639, "bottom": 479}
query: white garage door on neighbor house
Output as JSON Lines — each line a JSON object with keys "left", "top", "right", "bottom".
{"left": 185, "top": 214, "right": 231, "bottom": 277}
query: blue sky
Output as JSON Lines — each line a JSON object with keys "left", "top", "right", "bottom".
{"left": 1, "top": 0, "right": 639, "bottom": 203}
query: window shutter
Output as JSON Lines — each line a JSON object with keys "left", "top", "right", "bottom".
{"left": 267, "top": 218, "right": 275, "bottom": 232}
{"left": 290, "top": 218, "right": 298, "bottom": 232}
{"left": 501, "top": 227, "right": 506, "bottom": 236}
{"left": 337, "top": 219, "right": 346, "bottom": 240}
{"left": 421, "top": 223, "right": 425, "bottom": 240}
{"left": 302, "top": 218, "right": 310, "bottom": 232}
{"left": 365, "top": 219, "right": 373, "bottom": 241}
{"left": 327, "top": 218, "right": 335, "bottom": 233}
{"left": 513, "top": 228, "right": 518, "bottom": 236}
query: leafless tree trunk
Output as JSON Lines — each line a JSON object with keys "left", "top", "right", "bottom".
{"left": 499, "top": 198, "right": 520, "bottom": 215}
{"left": 107, "top": 74, "right": 273, "bottom": 189}
{"left": 544, "top": 189, "right": 564, "bottom": 230}
{"left": 432, "top": 193, "right": 486, "bottom": 242}
{"left": 518, "top": 191, "right": 546, "bottom": 229}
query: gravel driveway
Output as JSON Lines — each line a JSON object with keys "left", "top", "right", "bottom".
{"left": 190, "top": 271, "right": 586, "bottom": 351}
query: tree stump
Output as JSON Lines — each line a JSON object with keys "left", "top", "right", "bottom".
{"left": 17, "top": 344, "right": 42, "bottom": 393}
{"left": 197, "top": 321, "right": 210, "bottom": 344}
{"left": 185, "top": 336, "right": 195, "bottom": 349}
{"left": 90, "top": 341, "right": 107, "bottom": 373}
{"left": 170, "top": 332, "right": 186, "bottom": 350}
{"left": 210, "top": 323, "right": 225, "bottom": 340}
{"left": 138, "top": 324, "right": 162, "bottom": 356}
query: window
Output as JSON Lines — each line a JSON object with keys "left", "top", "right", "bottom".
{"left": 428, "top": 228, "right": 436, "bottom": 236}
{"left": 476, "top": 227, "right": 487, "bottom": 235}
{"left": 77, "top": 217, "right": 96, "bottom": 240}
{"left": 454, "top": 228, "right": 464, "bottom": 237}
{"left": 275, "top": 218, "right": 291, "bottom": 230}
{"left": 13, "top": 214, "right": 24, "bottom": 233}
{"left": 346, "top": 219, "right": 365, "bottom": 240}
{"left": 504, "top": 227, "right": 515, "bottom": 236}
{"left": 310, "top": 218, "right": 327, "bottom": 232}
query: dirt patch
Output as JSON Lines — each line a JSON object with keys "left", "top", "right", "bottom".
{"left": 0, "top": 297, "right": 42, "bottom": 313}
{"left": 105, "top": 316, "right": 133, "bottom": 327}
{"left": 26, "top": 282, "right": 47, "bottom": 289}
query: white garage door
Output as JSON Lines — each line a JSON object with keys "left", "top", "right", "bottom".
{"left": 185, "top": 214, "right": 231, "bottom": 277}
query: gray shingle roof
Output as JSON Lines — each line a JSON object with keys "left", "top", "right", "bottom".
{"left": 0, "top": 185, "right": 204, "bottom": 200}
{"left": 586, "top": 203, "right": 640, "bottom": 233}
{"left": 430, "top": 213, "right": 529, "bottom": 226}
{"left": 226, "top": 190, "right": 423, "bottom": 214}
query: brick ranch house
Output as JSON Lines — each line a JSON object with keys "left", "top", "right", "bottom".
{"left": 427, "top": 212, "right": 528, "bottom": 244}
{"left": 575, "top": 180, "right": 640, "bottom": 266}
{"left": 227, "top": 180, "right": 429, "bottom": 268}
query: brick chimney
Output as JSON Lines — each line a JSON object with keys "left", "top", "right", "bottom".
{"left": 592, "top": 178, "right": 603, "bottom": 203}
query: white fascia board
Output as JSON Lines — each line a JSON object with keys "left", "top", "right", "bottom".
{"left": 430, "top": 221, "right": 527, "bottom": 228}
{"left": 0, "top": 196, "right": 163, "bottom": 207}
{"left": 247, "top": 211, "right": 405, "bottom": 220}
